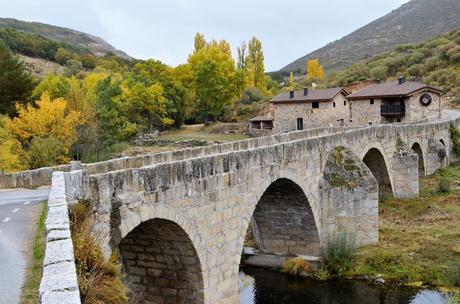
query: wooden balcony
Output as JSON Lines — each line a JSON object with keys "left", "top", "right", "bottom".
{"left": 381, "top": 104, "right": 405, "bottom": 116}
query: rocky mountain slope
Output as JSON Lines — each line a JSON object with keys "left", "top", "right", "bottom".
{"left": 280, "top": 0, "right": 460, "bottom": 73}
{"left": 0, "top": 18, "right": 132, "bottom": 60}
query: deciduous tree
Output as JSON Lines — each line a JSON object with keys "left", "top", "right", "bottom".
{"left": 306, "top": 59, "right": 325, "bottom": 81}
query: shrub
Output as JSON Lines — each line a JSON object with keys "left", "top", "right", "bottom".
{"left": 282, "top": 257, "right": 312, "bottom": 276}
{"left": 322, "top": 233, "right": 356, "bottom": 275}
{"left": 28, "top": 136, "right": 65, "bottom": 169}
{"left": 70, "top": 201, "right": 128, "bottom": 304}
{"left": 444, "top": 265, "right": 460, "bottom": 287}
{"left": 450, "top": 124, "right": 460, "bottom": 157}
{"left": 437, "top": 176, "right": 453, "bottom": 194}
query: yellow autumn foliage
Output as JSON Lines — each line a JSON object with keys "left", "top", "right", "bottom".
{"left": 0, "top": 126, "right": 29, "bottom": 172}
{"left": 5, "top": 92, "right": 81, "bottom": 163}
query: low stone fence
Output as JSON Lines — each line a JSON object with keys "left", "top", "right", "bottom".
{"left": 39, "top": 172, "right": 80, "bottom": 304}
{"left": 0, "top": 164, "right": 71, "bottom": 189}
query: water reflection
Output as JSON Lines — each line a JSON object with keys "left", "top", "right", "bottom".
{"left": 239, "top": 267, "right": 449, "bottom": 304}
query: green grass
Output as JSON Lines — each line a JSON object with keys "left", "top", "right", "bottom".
{"left": 347, "top": 162, "right": 460, "bottom": 288}
{"left": 158, "top": 124, "right": 250, "bottom": 142}
{"left": 21, "top": 202, "right": 47, "bottom": 304}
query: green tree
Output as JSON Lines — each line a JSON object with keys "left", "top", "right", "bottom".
{"left": 246, "top": 37, "right": 267, "bottom": 91}
{"left": 132, "top": 60, "right": 187, "bottom": 127}
{"left": 188, "top": 45, "right": 238, "bottom": 123}
{"left": 54, "top": 47, "right": 73, "bottom": 65}
{"left": 93, "top": 77, "right": 124, "bottom": 160}
{"left": 0, "top": 41, "right": 34, "bottom": 115}
{"left": 32, "top": 73, "right": 70, "bottom": 99}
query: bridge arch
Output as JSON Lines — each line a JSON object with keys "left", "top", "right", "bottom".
{"left": 411, "top": 142, "right": 426, "bottom": 177}
{"left": 117, "top": 213, "right": 205, "bottom": 303}
{"left": 362, "top": 147, "right": 394, "bottom": 198}
{"left": 242, "top": 177, "right": 321, "bottom": 256}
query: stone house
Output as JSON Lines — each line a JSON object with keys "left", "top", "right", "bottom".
{"left": 347, "top": 77, "right": 444, "bottom": 125}
{"left": 270, "top": 87, "right": 349, "bottom": 133}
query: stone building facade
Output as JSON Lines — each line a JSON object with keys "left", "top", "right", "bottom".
{"left": 348, "top": 78, "right": 444, "bottom": 125}
{"left": 271, "top": 87, "right": 349, "bottom": 133}
{"left": 248, "top": 78, "right": 444, "bottom": 137}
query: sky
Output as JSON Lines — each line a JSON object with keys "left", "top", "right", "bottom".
{"left": 1, "top": 0, "right": 410, "bottom": 71}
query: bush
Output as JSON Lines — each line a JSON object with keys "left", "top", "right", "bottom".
{"left": 70, "top": 201, "right": 128, "bottom": 304}
{"left": 450, "top": 124, "right": 460, "bottom": 157}
{"left": 282, "top": 257, "right": 312, "bottom": 276}
{"left": 444, "top": 265, "right": 460, "bottom": 287}
{"left": 28, "top": 136, "right": 66, "bottom": 169}
{"left": 322, "top": 233, "right": 356, "bottom": 275}
{"left": 239, "top": 87, "right": 264, "bottom": 105}
{"left": 437, "top": 176, "right": 453, "bottom": 194}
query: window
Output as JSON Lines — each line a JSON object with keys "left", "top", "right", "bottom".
{"left": 397, "top": 119, "right": 401, "bottom": 123}
{"left": 368, "top": 122, "right": 372, "bottom": 125}
{"left": 344, "top": 100, "right": 347, "bottom": 106}
{"left": 333, "top": 102, "right": 336, "bottom": 108}
{"left": 297, "top": 118, "right": 303, "bottom": 131}
{"left": 370, "top": 99, "right": 374, "bottom": 105}
{"left": 312, "top": 102, "right": 319, "bottom": 109}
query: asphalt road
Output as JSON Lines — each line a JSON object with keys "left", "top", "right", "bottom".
{"left": 0, "top": 188, "right": 49, "bottom": 304}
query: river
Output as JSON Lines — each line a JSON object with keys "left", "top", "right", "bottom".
{"left": 239, "top": 267, "right": 451, "bottom": 304}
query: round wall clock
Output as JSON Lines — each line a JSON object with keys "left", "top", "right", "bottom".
{"left": 419, "top": 93, "right": 432, "bottom": 106}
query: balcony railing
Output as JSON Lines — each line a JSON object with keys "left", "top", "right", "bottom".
{"left": 381, "top": 103, "right": 405, "bottom": 116}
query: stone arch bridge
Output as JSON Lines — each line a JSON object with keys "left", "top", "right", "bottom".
{"left": 54, "top": 119, "right": 457, "bottom": 304}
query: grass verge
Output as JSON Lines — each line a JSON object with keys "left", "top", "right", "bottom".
{"left": 21, "top": 202, "right": 47, "bottom": 304}
{"left": 70, "top": 201, "right": 128, "bottom": 304}
{"left": 346, "top": 162, "right": 460, "bottom": 289}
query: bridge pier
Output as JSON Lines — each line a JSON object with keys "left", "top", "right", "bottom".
{"left": 425, "top": 139, "right": 448, "bottom": 175}
{"left": 391, "top": 149, "right": 420, "bottom": 198}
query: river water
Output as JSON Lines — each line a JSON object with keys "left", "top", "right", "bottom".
{"left": 239, "top": 267, "right": 451, "bottom": 304}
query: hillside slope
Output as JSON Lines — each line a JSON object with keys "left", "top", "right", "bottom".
{"left": 280, "top": 0, "right": 460, "bottom": 73}
{"left": 0, "top": 18, "right": 132, "bottom": 60}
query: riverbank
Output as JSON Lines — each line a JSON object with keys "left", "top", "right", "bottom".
{"left": 347, "top": 162, "right": 460, "bottom": 289}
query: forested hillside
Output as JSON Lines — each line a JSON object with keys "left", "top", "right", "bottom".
{"left": 280, "top": 0, "right": 460, "bottom": 74}
{"left": 0, "top": 18, "right": 131, "bottom": 59}
{"left": 326, "top": 27, "right": 460, "bottom": 102}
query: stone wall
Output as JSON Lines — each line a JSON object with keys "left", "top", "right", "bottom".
{"left": 0, "top": 164, "right": 71, "bottom": 189}
{"left": 39, "top": 172, "right": 80, "bottom": 304}
{"left": 350, "top": 99, "right": 382, "bottom": 125}
{"left": 252, "top": 178, "right": 320, "bottom": 256}
{"left": 273, "top": 94, "right": 349, "bottom": 133}
{"left": 119, "top": 219, "right": 204, "bottom": 304}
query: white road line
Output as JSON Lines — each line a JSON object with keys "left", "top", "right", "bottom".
{"left": 12, "top": 208, "right": 19, "bottom": 213}
{"left": 23, "top": 201, "right": 30, "bottom": 205}
{"left": 3, "top": 217, "right": 10, "bottom": 223}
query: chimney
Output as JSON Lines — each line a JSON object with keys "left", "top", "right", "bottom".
{"left": 398, "top": 76, "right": 406, "bottom": 85}
{"left": 303, "top": 87, "right": 309, "bottom": 96}
{"left": 289, "top": 90, "right": 294, "bottom": 99}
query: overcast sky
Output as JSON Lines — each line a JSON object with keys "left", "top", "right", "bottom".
{"left": 1, "top": 0, "right": 409, "bottom": 71}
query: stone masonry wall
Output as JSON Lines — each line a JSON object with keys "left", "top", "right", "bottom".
{"left": 119, "top": 219, "right": 204, "bottom": 304}
{"left": 252, "top": 178, "right": 320, "bottom": 256}
{"left": 273, "top": 94, "right": 349, "bottom": 133}
{"left": 39, "top": 172, "right": 80, "bottom": 304}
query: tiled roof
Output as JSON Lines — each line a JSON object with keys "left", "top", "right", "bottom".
{"left": 271, "top": 87, "right": 345, "bottom": 103}
{"left": 347, "top": 81, "right": 444, "bottom": 99}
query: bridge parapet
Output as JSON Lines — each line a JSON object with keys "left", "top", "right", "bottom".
{"left": 39, "top": 172, "right": 80, "bottom": 304}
